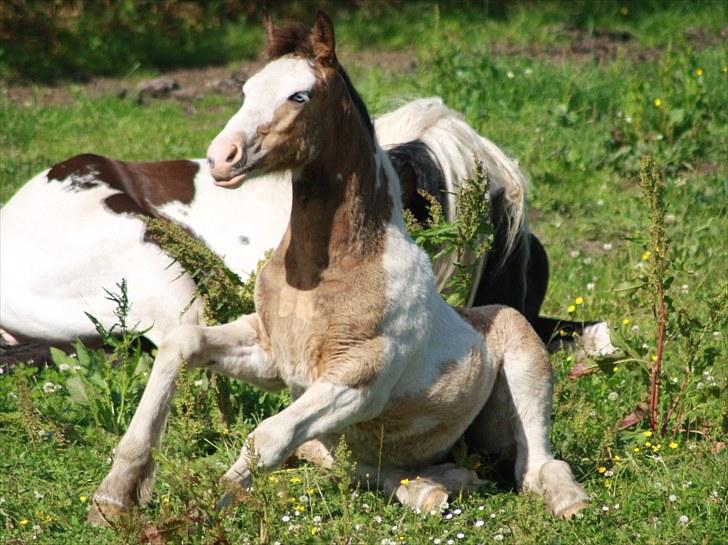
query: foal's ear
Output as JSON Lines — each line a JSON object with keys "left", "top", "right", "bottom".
{"left": 262, "top": 8, "right": 275, "bottom": 45}
{"left": 312, "top": 10, "right": 336, "bottom": 65}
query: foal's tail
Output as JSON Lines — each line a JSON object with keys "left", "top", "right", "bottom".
{"left": 374, "top": 97, "right": 528, "bottom": 261}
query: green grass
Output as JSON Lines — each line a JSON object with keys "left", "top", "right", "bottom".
{"left": 1, "top": 2, "right": 727, "bottom": 544}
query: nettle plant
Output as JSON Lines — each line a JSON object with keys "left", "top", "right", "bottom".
{"left": 616, "top": 157, "right": 727, "bottom": 439}
{"left": 403, "top": 159, "right": 493, "bottom": 306}
{"left": 50, "top": 280, "right": 152, "bottom": 435}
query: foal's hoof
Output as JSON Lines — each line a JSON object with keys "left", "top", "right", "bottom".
{"left": 87, "top": 500, "right": 128, "bottom": 527}
{"left": 216, "top": 481, "right": 252, "bottom": 512}
{"left": 395, "top": 478, "right": 449, "bottom": 514}
{"left": 554, "top": 500, "right": 589, "bottom": 520}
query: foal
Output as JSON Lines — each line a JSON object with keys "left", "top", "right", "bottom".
{"left": 91, "top": 12, "right": 589, "bottom": 521}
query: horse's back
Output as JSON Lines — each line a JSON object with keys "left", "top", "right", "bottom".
{"left": 0, "top": 157, "right": 204, "bottom": 344}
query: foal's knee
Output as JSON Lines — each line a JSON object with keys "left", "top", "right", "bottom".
{"left": 157, "top": 325, "right": 204, "bottom": 364}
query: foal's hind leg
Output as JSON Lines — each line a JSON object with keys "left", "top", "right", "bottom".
{"left": 466, "top": 307, "right": 589, "bottom": 518}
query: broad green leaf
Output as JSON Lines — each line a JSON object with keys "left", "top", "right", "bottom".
{"left": 66, "top": 375, "right": 88, "bottom": 405}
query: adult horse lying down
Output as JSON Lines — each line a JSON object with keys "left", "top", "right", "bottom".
{"left": 89, "top": 12, "right": 590, "bottom": 522}
{"left": 0, "top": 94, "right": 614, "bottom": 357}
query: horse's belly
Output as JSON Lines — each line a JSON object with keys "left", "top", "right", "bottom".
{"left": 344, "top": 346, "right": 492, "bottom": 468}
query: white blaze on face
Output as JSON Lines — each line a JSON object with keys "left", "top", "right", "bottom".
{"left": 217, "top": 57, "right": 317, "bottom": 150}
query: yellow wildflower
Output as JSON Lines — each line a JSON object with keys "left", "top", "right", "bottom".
{"left": 598, "top": 466, "right": 607, "bottom": 474}
{"left": 613, "top": 366, "right": 619, "bottom": 372}
{"left": 604, "top": 479, "right": 611, "bottom": 487}
{"left": 695, "top": 67, "right": 704, "bottom": 77}
{"left": 400, "top": 478, "right": 410, "bottom": 486}
{"left": 633, "top": 447, "right": 640, "bottom": 453}
{"left": 669, "top": 441, "right": 678, "bottom": 449}
{"left": 290, "top": 476, "right": 302, "bottom": 484}
{"left": 723, "top": 65, "right": 728, "bottom": 73}
{"left": 654, "top": 98, "right": 662, "bottom": 108}
{"left": 575, "top": 296, "right": 584, "bottom": 305}
{"left": 645, "top": 441, "right": 652, "bottom": 447}
{"left": 567, "top": 305, "right": 576, "bottom": 313}
{"left": 622, "top": 318, "right": 630, "bottom": 325}
{"left": 613, "top": 455, "right": 622, "bottom": 462}
{"left": 311, "top": 527, "right": 318, "bottom": 535}
{"left": 79, "top": 495, "right": 88, "bottom": 503}
{"left": 641, "top": 250, "right": 651, "bottom": 261}
{"left": 643, "top": 430, "right": 653, "bottom": 437}
{"left": 19, "top": 519, "right": 29, "bottom": 527}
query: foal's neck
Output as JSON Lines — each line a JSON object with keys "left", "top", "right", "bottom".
{"left": 283, "top": 100, "right": 397, "bottom": 288}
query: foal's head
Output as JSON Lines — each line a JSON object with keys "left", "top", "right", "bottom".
{"left": 207, "top": 12, "right": 373, "bottom": 188}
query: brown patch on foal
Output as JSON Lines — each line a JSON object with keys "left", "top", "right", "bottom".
{"left": 251, "top": 24, "right": 394, "bottom": 390}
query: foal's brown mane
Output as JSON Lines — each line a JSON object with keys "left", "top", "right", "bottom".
{"left": 265, "top": 19, "right": 375, "bottom": 138}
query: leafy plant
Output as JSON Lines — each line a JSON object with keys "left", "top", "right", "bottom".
{"left": 50, "top": 280, "right": 152, "bottom": 435}
{"left": 404, "top": 159, "right": 494, "bottom": 306}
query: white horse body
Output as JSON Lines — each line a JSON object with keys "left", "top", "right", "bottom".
{"left": 0, "top": 98, "right": 525, "bottom": 345}
{"left": 0, "top": 162, "right": 290, "bottom": 345}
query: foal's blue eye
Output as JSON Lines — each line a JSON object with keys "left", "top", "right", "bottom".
{"left": 288, "top": 91, "right": 310, "bottom": 104}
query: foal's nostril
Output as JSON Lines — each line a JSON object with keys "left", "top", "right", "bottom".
{"left": 225, "top": 144, "right": 239, "bottom": 163}
{"left": 207, "top": 157, "right": 216, "bottom": 169}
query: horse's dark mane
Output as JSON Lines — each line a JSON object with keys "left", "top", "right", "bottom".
{"left": 266, "top": 22, "right": 374, "bottom": 138}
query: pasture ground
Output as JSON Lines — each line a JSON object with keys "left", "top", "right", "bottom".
{"left": 1, "top": 2, "right": 726, "bottom": 544}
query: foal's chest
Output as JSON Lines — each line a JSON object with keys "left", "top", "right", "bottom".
{"left": 256, "top": 261, "right": 385, "bottom": 388}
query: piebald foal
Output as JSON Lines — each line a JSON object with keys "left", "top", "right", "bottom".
{"left": 90, "top": 13, "right": 589, "bottom": 522}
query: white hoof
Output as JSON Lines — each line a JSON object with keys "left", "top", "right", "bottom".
{"left": 395, "top": 478, "right": 449, "bottom": 513}
{"left": 539, "top": 460, "right": 590, "bottom": 518}
{"left": 581, "top": 322, "right": 618, "bottom": 357}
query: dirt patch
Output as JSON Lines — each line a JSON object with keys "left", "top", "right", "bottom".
{"left": 488, "top": 23, "right": 725, "bottom": 64}
{"left": 2, "top": 48, "right": 418, "bottom": 108}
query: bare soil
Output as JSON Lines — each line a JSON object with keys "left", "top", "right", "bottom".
{"left": 1, "top": 49, "right": 417, "bottom": 108}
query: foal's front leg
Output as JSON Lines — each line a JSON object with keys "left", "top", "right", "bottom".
{"left": 220, "top": 379, "right": 388, "bottom": 495}
{"left": 89, "top": 314, "right": 281, "bottom": 522}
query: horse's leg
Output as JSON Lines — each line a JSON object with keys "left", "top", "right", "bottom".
{"left": 89, "top": 314, "right": 281, "bottom": 523}
{"left": 466, "top": 308, "right": 590, "bottom": 518}
{"left": 219, "top": 378, "right": 389, "bottom": 497}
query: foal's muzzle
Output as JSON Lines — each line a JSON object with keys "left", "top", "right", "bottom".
{"left": 207, "top": 136, "right": 249, "bottom": 188}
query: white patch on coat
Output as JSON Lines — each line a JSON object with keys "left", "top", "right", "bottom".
{"left": 213, "top": 57, "right": 317, "bottom": 151}
{"left": 0, "top": 169, "right": 203, "bottom": 345}
{"left": 581, "top": 322, "right": 618, "bottom": 357}
{"left": 157, "top": 164, "right": 291, "bottom": 280}
{"left": 375, "top": 97, "right": 528, "bottom": 303}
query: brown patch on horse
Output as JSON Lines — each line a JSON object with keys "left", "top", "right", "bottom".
{"left": 264, "top": 11, "right": 373, "bottom": 138}
{"left": 47, "top": 154, "right": 198, "bottom": 216}
{"left": 264, "top": 11, "right": 336, "bottom": 66}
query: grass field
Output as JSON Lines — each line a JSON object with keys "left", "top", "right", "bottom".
{"left": 1, "top": 2, "right": 727, "bottom": 544}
